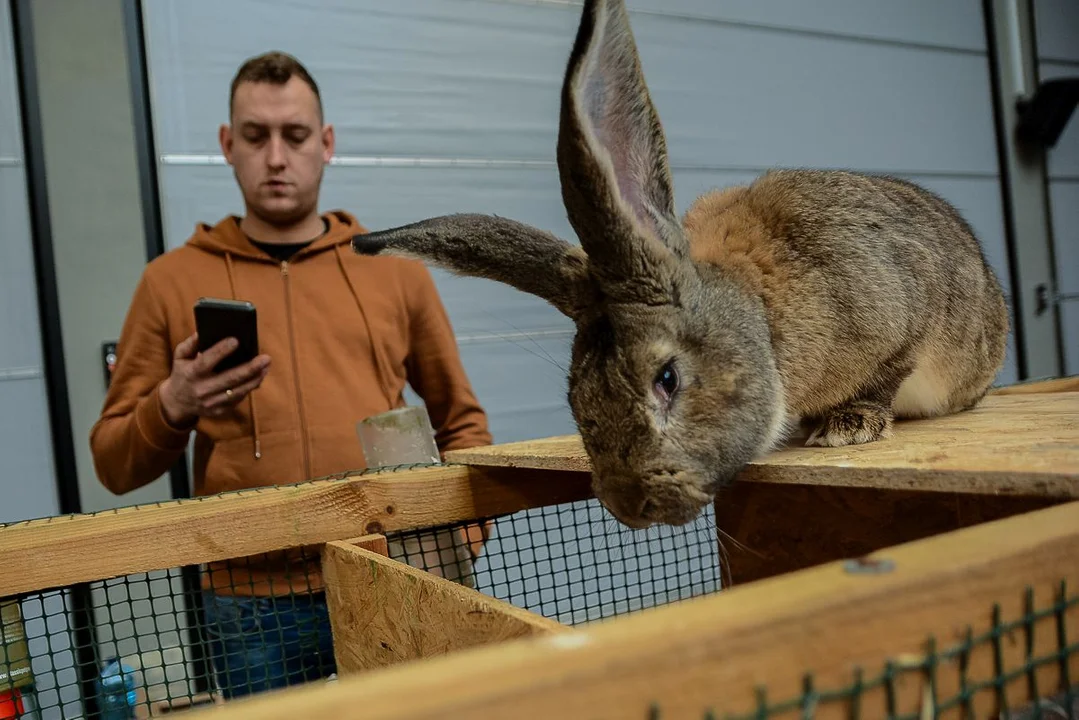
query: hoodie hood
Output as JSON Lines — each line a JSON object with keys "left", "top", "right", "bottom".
{"left": 187, "top": 209, "right": 368, "bottom": 260}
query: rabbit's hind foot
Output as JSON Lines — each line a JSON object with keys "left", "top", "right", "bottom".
{"left": 805, "top": 400, "right": 895, "bottom": 448}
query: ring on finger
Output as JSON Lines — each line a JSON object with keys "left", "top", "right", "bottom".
{"left": 225, "top": 388, "right": 233, "bottom": 398}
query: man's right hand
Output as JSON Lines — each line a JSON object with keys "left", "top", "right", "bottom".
{"left": 159, "top": 332, "right": 271, "bottom": 428}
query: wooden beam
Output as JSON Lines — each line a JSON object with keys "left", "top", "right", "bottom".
{"left": 990, "top": 374, "right": 1079, "bottom": 395}
{"left": 322, "top": 541, "right": 569, "bottom": 676}
{"left": 0, "top": 466, "right": 591, "bottom": 598}
{"left": 336, "top": 533, "right": 390, "bottom": 557}
{"left": 171, "top": 500, "right": 1079, "bottom": 720}
{"left": 447, "top": 392, "right": 1079, "bottom": 498}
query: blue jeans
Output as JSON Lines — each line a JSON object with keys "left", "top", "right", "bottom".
{"left": 200, "top": 591, "right": 336, "bottom": 699}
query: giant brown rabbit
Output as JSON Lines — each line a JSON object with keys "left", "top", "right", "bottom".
{"left": 352, "top": 0, "right": 1010, "bottom": 529}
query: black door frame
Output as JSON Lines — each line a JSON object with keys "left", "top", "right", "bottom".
{"left": 10, "top": 0, "right": 212, "bottom": 712}
{"left": 120, "top": 0, "right": 213, "bottom": 696}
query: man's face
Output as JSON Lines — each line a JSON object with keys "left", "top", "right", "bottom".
{"left": 220, "top": 76, "right": 334, "bottom": 228}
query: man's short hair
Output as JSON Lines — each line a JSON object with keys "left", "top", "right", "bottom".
{"left": 229, "top": 51, "right": 323, "bottom": 121}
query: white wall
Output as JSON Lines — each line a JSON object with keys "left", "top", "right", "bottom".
{"left": 1033, "top": 0, "right": 1079, "bottom": 374}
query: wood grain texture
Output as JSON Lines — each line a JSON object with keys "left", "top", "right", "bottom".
{"left": 990, "top": 374, "right": 1079, "bottom": 395}
{"left": 445, "top": 393, "right": 1079, "bottom": 497}
{"left": 445, "top": 433, "right": 592, "bottom": 473}
{"left": 714, "top": 483, "right": 1065, "bottom": 585}
{"left": 190, "top": 500, "right": 1079, "bottom": 720}
{"left": 338, "top": 534, "right": 390, "bottom": 557}
{"left": 322, "top": 541, "right": 569, "bottom": 676}
{"left": 0, "top": 466, "right": 591, "bottom": 598}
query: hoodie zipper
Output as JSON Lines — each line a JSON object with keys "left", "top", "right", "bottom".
{"left": 281, "top": 260, "right": 312, "bottom": 480}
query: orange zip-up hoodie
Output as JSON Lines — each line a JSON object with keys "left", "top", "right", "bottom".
{"left": 90, "top": 210, "right": 491, "bottom": 595}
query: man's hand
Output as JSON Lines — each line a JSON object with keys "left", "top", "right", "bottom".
{"left": 159, "top": 333, "right": 271, "bottom": 428}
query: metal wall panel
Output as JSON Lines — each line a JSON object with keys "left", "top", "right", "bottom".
{"left": 0, "top": 3, "right": 77, "bottom": 717}
{"left": 1033, "top": 0, "right": 1079, "bottom": 374}
{"left": 0, "top": 0, "right": 61, "bottom": 525}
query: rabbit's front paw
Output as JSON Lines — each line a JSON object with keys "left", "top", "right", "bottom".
{"left": 805, "top": 401, "right": 894, "bottom": 448}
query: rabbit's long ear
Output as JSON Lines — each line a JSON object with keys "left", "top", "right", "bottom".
{"left": 351, "top": 214, "right": 595, "bottom": 320}
{"left": 557, "top": 0, "right": 687, "bottom": 289}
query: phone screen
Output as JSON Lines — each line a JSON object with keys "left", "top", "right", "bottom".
{"left": 194, "top": 298, "right": 259, "bottom": 373}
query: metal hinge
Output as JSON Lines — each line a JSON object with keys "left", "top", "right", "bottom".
{"left": 1032, "top": 285, "right": 1078, "bottom": 316}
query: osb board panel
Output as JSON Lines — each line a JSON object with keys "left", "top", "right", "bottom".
{"left": 322, "top": 541, "right": 569, "bottom": 675}
{"left": 445, "top": 392, "right": 1079, "bottom": 497}
{"left": 713, "top": 483, "right": 1064, "bottom": 585}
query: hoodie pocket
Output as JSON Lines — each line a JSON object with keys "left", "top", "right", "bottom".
{"left": 200, "top": 428, "right": 307, "bottom": 495}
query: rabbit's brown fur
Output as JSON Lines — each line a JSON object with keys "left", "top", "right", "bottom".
{"left": 353, "top": 0, "right": 1009, "bottom": 529}
{"left": 683, "top": 170, "right": 1009, "bottom": 435}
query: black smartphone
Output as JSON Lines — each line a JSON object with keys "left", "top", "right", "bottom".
{"left": 194, "top": 297, "right": 259, "bottom": 373}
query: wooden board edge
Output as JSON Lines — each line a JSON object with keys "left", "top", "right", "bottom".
{"left": 444, "top": 437, "right": 590, "bottom": 473}
{"left": 0, "top": 465, "right": 592, "bottom": 598}
{"left": 327, "top": 541, "right": 568, "bottom": 635}
{"left": 442, "top": 394, "right": 1079, "bottom": 494}
{"left": 990, "top": 374, "right": 1079, "bottom": 395}
{"left": 713, "top": 482, "right": 1067, "bottom": 585}
{"left": 196, "top": 499, "right": 1079, "bottom": 720}
{"left": 337, "top": 533, "right": 389, "bottom": 557}
{"left": 322, "top": 541, "right": 571, "bottom": 675}
{"left": 732, "top": 464, "right": 1079, "bottom": 498}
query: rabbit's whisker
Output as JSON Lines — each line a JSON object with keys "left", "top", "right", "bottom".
{"left": 715, "top": 524, "right": 762, "bottom": 559}
{"left": 717, "top": 535, "right": 734, "bottom": 590}
{"left": 480, "top": 310, "right": 569, "bottom": 374}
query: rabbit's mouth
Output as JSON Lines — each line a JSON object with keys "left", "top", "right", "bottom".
{"left": 595, "top": 470, "right": 713, "bottom": 529}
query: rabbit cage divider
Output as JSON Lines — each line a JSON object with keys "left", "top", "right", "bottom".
{"left": 0, "top": 376, "right": 1076, "bottom": 719}
{"left": 0, "top": 444, "right": 720, "bottom": 717}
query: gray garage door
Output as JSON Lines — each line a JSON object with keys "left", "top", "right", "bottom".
{"left": 1034, "top": 0, "right": 1079, "bottom": 373}
{"left": 142, "top": 1, "right": 1023, "bottom": 454}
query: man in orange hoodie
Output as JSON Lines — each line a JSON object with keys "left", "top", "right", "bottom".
{"left": 89, "top": 51, "right": 492, "bottom": 699}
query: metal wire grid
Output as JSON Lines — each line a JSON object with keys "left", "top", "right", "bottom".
{"left": 0, "top": 492, "right": 721, "bottom": 718}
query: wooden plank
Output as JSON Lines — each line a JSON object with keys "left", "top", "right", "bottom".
{"left": 447, "top": 434, "right": 592, "bottom": 473}
{"left": 0, "top": 466, "right": 591, "bottom": 598}
{"left": 170, "top": 500, "right": 1079, "bottom": 720}
{"left": 714, "top": 483, "right": 1064, "bottom": 585}
{"left": 735, "top": 392, "right": 1078, "bottom": 495}
{"left": 445, "top": 434, "right": 590, "bottom": 473}
{"left": 322, "top": 541, "right": 569, "bottom": 676}
{"left": 446, "top": 393, "right": 1079, "bottom": 497}
{"left": 990, "top": 374, "right": 1079, "bottom": 395}
{"left": 337, "top": 533, "right": 390, "bottom": 557}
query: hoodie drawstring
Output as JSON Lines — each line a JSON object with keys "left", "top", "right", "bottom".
{"left": 334, "top": 243, "right": 396, "bottom": 409}
{"left": 218, "top": 240, "right": 394, "bottom": 461}
{"left": 224, "top": 251, "right": 262, "bottom": 459}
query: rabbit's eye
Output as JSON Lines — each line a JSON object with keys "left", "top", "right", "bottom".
{"left": 654, "top": 361, "right": 679, "bottom": 404}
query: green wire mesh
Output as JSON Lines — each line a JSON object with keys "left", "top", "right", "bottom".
{"left": 647, "top": 581, "right": 1079, "bottom": 720}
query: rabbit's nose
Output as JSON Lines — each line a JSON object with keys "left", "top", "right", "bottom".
{"left": 603, "top": 494, "right": 653, "bottom": 529}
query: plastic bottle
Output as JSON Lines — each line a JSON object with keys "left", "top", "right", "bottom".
{"left": 95, "top": 658, "right": 136, "bottom": 719}
{"left": 1, "top": 600, "right": 39, "bottom": 719}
